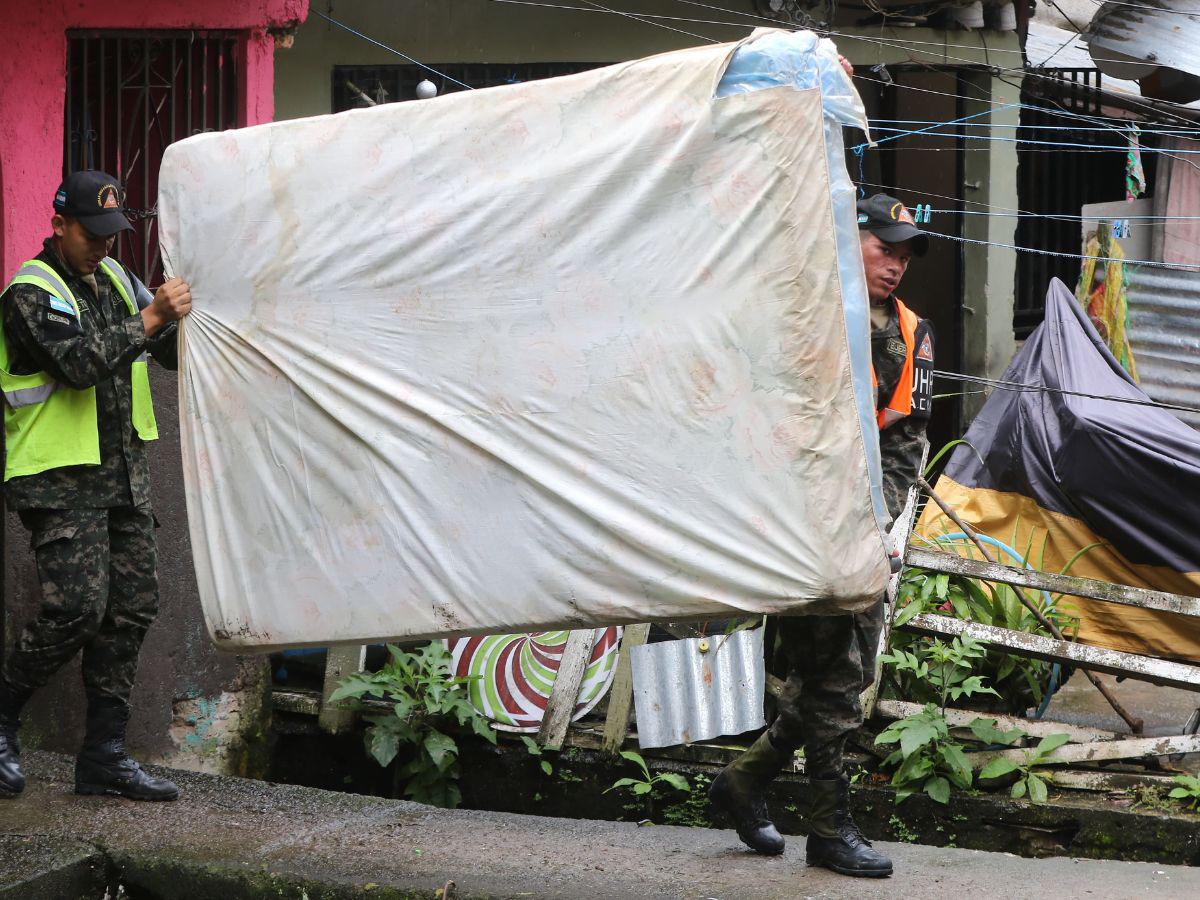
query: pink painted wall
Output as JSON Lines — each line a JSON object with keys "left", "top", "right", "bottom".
{"left": 0, "top": 0, "right": 308, "bottom": 277}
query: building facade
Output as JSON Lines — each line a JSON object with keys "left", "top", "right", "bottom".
{"left": 0, "top": 0, "right": 308, "bottom": 774}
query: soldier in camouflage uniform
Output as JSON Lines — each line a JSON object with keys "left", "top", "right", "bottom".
{"left": 709, "top": 193, "right": 933, "bottom": 878}
{"left": 0, "top": 171, "right": 192, "bottom": 801}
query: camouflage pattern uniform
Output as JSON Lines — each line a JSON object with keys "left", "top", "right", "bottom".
{"left": 769, "top": 297, "right": 931, "bottom": 776}
{"left": 0, "top": 239, "right": 177, "bottom": 706}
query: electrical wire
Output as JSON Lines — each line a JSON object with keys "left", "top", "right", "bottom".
{"left": 489, "top": 0, "right": 758, "bottom": 28}
{"left": 316, "top": 3, "right": 1200, "bottom": 223}
{"left": 839, "top": 28, "right": 1200, "bottom": 132}
{"left": 871, "top": 119, "right": 1200, "bottom": 134}
{"left": 1081, "top": 0, "right": 1200, "bottom": 16}
{"left": 575, "top": 0, "right": 717, "bottom": 42}
{"left": 295, "top": 5, "right": 1200, "bottom": 419}
{"left": 934, "top": 370, "right": 1200, "bottom": 416}
{"left": 926, "top": 229, "right": 1200, "bottom": 271}
{"left": 856, "top": 103, "right": 1021, "bottom": 149}
{"left": 866, "top": 130, "right": 1200, "bottom": 152}
{"left": 310, "top": 9, "right": 474, "bottom": 89}
{"left": 488, "top": 0, "right": 1200, "bottom": 160}
{"left": 492, "top": 0, "right": 1200, "bottom": 77}
{"left": 931, "top": 209, "right": 1200, "bottom": 220}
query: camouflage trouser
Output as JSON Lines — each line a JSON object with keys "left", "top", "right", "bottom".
{"left": 767, "top": 597, "right": 885, "bottom": 778}
{"left": 1, "top": 504, "right": 159, "bottom": 705}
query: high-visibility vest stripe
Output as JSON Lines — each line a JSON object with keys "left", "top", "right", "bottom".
{"left": 872, "top": 297, "right": 920, "bottom": 430}
{"left": 4, "top": 381, "right": 58, "bottom": 409}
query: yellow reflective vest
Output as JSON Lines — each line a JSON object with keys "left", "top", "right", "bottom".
{"left": 0, "top": 257, "right": 157, "bottom": 481}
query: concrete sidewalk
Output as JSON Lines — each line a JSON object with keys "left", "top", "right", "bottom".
{"left": 1, "top": 752, "right": 1197, "bottom": 899}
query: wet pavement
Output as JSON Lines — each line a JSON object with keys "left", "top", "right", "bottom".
{"left": 2, "top": 752, "right": 1199, "bottom": 899}
{"left": 1042, "top": 670, "right": 1200, "bottom": 737}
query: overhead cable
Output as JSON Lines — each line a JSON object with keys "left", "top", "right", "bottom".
{"left": 934, "top": 371, "right": 1200, "bottom": 417}
{"left": 310, "top": 9, "right": 474, "bottom": 89}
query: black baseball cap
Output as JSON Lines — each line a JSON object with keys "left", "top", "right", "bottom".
{"left": 53, "top": 170, "right": 134, "bottom": 237}
{"left": 857, "top": 193, "right": 928, "bottom": 257}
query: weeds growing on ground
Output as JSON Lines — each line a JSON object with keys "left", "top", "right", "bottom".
{"left": 331, "top": 642, "right": 496, "bottom": 808}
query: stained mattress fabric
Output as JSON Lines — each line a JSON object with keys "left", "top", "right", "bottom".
{"left": 159, "top": 29, "right": 890, "bottom": 650}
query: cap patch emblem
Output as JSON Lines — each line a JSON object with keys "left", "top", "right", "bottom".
{"left": 98, "top": 185, "right": 120, "bottom": 210}
{"left": 891, "top": 202, "right": 914, "bottom": 225}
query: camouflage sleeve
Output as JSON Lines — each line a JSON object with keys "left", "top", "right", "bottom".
{"left": 127, "top": 269, "right": 178, "bottom": 371}
{"left": 880, "top": 318, "right": 933, "bottom": 522}
{"left": 879, "top": 417, "right": 928, "bottom": 522}
{"left": 1, "top": 283, "right": 148, "bottom": 390}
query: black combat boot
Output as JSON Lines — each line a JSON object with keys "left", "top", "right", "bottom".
{"left": 0, "top": 683, "right": 29, "bottom": 798}
{"left": 806, "top": 776, "right": 892, "bottom": 877}
{"left": 75, "top": 698, "right": 179, "bottom": 801}
{"left": 708, "top": 731, "right": 791, "bottom": 855}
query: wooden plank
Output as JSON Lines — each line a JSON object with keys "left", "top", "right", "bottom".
{"left": 272, "top": 689, "right": 322, "bottom": 716}
{"left": 1048, "top": 770, "right": 1187, "bottom": 794}
{"left": 906, "top": 547, "right": 1200, "bottom": 619}
{"left": 537, "top": 629, "right": 597, "bottom": 750}
{"left": 972, "top": 734, "right": 1200, "bottom": 770}
{"left": 318, "top": 644, "right": 367, "bottom": 734}
{"left": 601, "top": 623, "right": 651, "bottom": 754}
{"left": 904, "top": 613, "right": 1200, "bottom": 692}
{"left": 874, "top": 700, "right": 1122, "bottom": 743}
{"left": 766, "top": 672, "right": 784, "bottom": 698}
{"left": 562, "top": 727, "right": 811, "bottom": 772}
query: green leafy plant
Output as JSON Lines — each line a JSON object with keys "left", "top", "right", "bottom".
{"left": 976, "top": 730, "right": 1070, "bottom": 803}
{"left": 1168, "top": 774, "right": 1200, "bottom": 811}
{"left": 330, "top": 642, "right": 496, "bottom": 808}
{"left": 874, "top": 703, "right": 973, "bottom": 804}
{"left": 880, "top": 633, "right": 999, "bottom": 713}
{"left": 520, "top": 735, "right": 555, "bottom": 777}
{"left": 875, "top": 634, "right": 1000, "bottom": 804}
{"left": 605, "top": 750, "right": 691, "bottom": 804}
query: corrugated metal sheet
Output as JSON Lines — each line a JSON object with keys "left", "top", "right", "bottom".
{"left": 1127, "top": 265, "right": 1200, "bottom": 429}
{"left": 1086, "top": 0, "right": 1200, "bottom": 80}
{"left": 1026, "top": 21, "right": 1149, "bottom": 100}
{"left": 630, "top": 626, "right": 765, "bottom": 749}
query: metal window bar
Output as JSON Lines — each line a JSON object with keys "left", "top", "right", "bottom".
{"left": 1014, "top": 69, "right": 1159, "bottom": 338}
{"left": 65, "top": 31, "right": 242, "bottom": 287}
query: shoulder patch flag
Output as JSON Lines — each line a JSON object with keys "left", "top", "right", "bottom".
{"left": 47, "top": 296, "right": 77, "bottom": 317}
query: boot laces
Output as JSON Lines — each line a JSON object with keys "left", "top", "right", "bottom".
{"left": 750, "top": 795, "right": 771, "bottom": 823}
{"left": 837, "top": 811, "right": 870, "bottom": 847}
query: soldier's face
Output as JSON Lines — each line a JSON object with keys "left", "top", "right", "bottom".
{"left": 859, "top": 232, "right": 913, "bottom": 304}
{"left": 52, "top": 215, "right": 115, "bottom": 276}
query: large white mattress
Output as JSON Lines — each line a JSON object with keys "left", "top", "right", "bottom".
{"left": 159, "top": 30, "right": 890, "bottom": 650}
